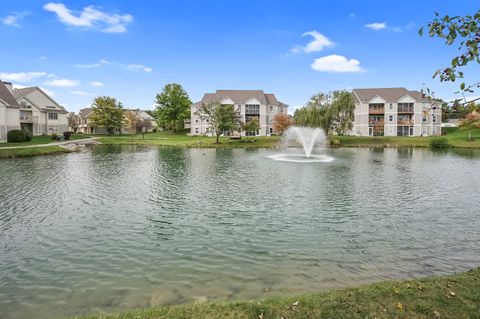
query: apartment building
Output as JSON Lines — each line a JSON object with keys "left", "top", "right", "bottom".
{"left": 190, "top": 90, "right": 288, "bottom": 136}
{"left": 0, "top": 81, "right": 68, "bottom": 142}
{"left": 352, "top": 87, "right": 442, "bottom": 137}
{"left": 77, "top": 108, "right": 157, "bottom": 134}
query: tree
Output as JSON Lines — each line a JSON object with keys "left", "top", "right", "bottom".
{"left": 155, "top": 83, "right": 191, "bottom": 133}
{"left": 420, "top": 10, "right": 480, "bottom": 95}
{"left": 294, "top": 90, "right": 354, "bottom": 135}
{"left": 197, "top": 102, "right": 242, "bottom": 143}
{"left": 125, "top": 110, "right": 138, "bottom": 141}
{"left": 67, "top": 112, "right": 80, "bottom": 133}
{"left": 273, "top": 113, "right": 294, "bottom": 135}
{"left": 242, "top": 118, "right": 260, "bottom": 139}
{"left": 460, "top": 111, "right": 480, "bottom": 141}
{"left": 89, "top": 96, "right": 125, "bottom": 135}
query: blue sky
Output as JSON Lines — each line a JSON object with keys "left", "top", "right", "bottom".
{"left": 1, "top": 1, "right": 479, "bottom": 113}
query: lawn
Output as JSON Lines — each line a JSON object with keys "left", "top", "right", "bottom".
{"left": 74, "top": 268, "right": 480, "bottom": 319}
{"left": 335, "top": 128, "right": 480, "bottom": 148}
{"left": 0, "top": 146, "right": 71, "bottom": 158}
{"left": 96, "top": 132, "right": 281, "bottom": 148}
{"left": 0, "top": 133, "right": 90, "bottom": 148}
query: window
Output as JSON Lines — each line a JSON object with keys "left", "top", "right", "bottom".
{"left": 48, "top": 125, "right": 59, "bottom": 134}
{"left": 20, "top": 101, "right": 31, "bottom": 108}
{"left": 245, "top": 104, "right": 260, "bottom": 114}
{"left": 269, "top": 127, "right": 273, "bottom": 134}
{"left": 397, "top": 126, "right": 413, "bottom": 136}
{"left": 398, "top": 103, "right": 414, "bottom": 113}
{"left": 432, "top": 115, "right": 437, "bottom": 123}
{"left": 195, "top": 119, "right": 198, "bottom": 123}
{"left": 195, "top": 128, "right": 199, "bottom": 134}
{"left": 269, "top": 106, "right": 273, "bottom": 112}
{"left": 389, "top": 103, "right": 393, "bottom": 110}
{"left": 205, "top": 119, "right": 209, "bottom": 123}
{"left": 245, "top": 131, "right": 257, "bottom": 136}
{"left": 422, "top": 114, "right": 427, "bottom": 123}
{"left": 389, "top": 115, "right": 393, "bottom": 122}
{"left": 48, "top": 113, "right": 58, "bottom": 120}
{"left": 279, "top": 107, "right": 283, "bottom": 113}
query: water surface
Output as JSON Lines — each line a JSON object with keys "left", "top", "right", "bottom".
{"left": 1, "top": 146, "right": 479, "bottom": 319}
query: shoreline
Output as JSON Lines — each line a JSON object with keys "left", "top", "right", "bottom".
{"left": 73, "top": 268, "right": 480, "bottom": 319}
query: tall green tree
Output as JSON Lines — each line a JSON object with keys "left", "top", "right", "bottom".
{"left": 197, "top": 102, "right": 242, "bottom": 143}
{"left": 420, "top": 10, "right": 480, "bottom": 96}
{"left": 294, "top": 90, "right": 354, "bottom": 135}
{"left": 155, "top": 83, "right": 191, "bottom": 133}
{"left": 89, "top": 96, "right": 125, "bottom": 135}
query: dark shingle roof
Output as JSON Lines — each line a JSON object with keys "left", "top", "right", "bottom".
{"left": 197, "top": 90, "right": 287, "bottom": 107}
{"left": 352, "top": 87, "right": 428, "bottom": 103}
{"left": 11, "top": 87, "right": 37, "bottom": 99}
{"left": 0, "top": 81, "right": 20, "bottom": 107}
{"left": 79, "top": 108, "right": 93, "bottom": 118}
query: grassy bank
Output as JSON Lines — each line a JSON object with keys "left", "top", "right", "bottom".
{"left": 335, "top": 129, "right": 480, "bottom": 148}
{"left": 0, "top": 134, "right": 89, "bottom": 148}
{"left": 96, "top": 132, "right": 281, "bottom": 148}
{"left": 75, "top": 268, "right": 480, "bottom": 319}
{"left": 0, "top": 145, "right": 71, "bottom": 158}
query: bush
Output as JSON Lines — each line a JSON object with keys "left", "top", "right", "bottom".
{"left": 430, "top": 137, "right": 450, "bottom": 149}
{"left": 7, "top": 130, "right": 27, "bottom": 143}
{"left": 442, "top": 127, "right": 459, "bottom": 135}
{"left": 25, "top": 131, "right": 32, "bottom": 141}
{"left": 329, "top": 137, "right": 341, "bottom": 147}
{"left": 76, "top": 131, "right": 84, "bottom": 134}
{"left": 63, "top": 131, "right": 73, "bottom": 140}
{"left": 51, "top": 133, "right": 59, "bottom": 140}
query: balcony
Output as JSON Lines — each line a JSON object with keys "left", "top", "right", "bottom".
{"left": 19, "top": 115, "right": 38, "bottom": 123}
{"left": 398, "top": 106, "right": 414, "bottom": 113}
{"left": 397, "top": 120, "right": 413, "bottom": 125}
{"left": 369, "top": 108, "right": 385, "bottom": 114}
{"left": 368, "top": 120, "right": 384, "bottom": 126}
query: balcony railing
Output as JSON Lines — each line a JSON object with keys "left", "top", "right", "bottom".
{"left": 397, "top": 120, "right": 413, "bottom": 125}
{"left": 398, "top": 106, "right": 414, "bottom": 113}
{"left": 369, "top": 108, "right": 385, "bottom": 114}
{"left": 368, "top": 120, "right": 384, "bottom": 126}
{"left": 20, "top": 115, "right": 32, "bottom": 122}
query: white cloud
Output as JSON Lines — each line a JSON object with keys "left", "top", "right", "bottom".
{"left": 100, "top": 59, "right": 110, "bottom": 64}
{"left": 90, "top": 81, "right": 104, "bottom": 87}
{"left": 365, "top": 22, "right": 387, "bottom": 30}
{"left": 311, "top": 55, "right": 365, "bottom": 73}
{"left": 127, "top": 64, "right": 152, "bottom": 73}
{"left": 44, "top": 78, "right": 79, "bottom": 87}
{"left": 291, "top": 31, "right": 334, "bottom": 54}
{"left": 75, "top": 63, "right": 100, "bottom": 68}
{"left": 365, "top": 22, "right": 415, "bottom": 32}
{"left": 70, "top": 90, "right": 94, "bottom": 96}
{"left": 0, "top": 72, "right": 47, "bottom": 83}
{"left": 39, "top": 56, "right": 47, "bottom": 61}
{"left": 1, "top": 12, "right": 29, "bottom": 27}
{"left": 43, "top": 2, "right": 133, "bottom": 33}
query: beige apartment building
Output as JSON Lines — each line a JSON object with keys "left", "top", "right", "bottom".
{"left": 352, "top": 87, "right": 442, "bottom": 137}
{"left": 190, "top": 90, "right": 288, "bottom": 136}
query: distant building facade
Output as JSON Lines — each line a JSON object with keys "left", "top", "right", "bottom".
{"left": 0, "top": 80, "right": 68, "bottom": 142}
{"left": 352, "top": 87, "right": 442, "bottom": 137}
{"left": 190, "top": 90, "right": 288, "bottom": 136}
{"left": 77, "top": 108, "right": 157, "bottom": 134}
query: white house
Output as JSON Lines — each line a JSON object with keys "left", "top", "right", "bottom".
{"left": 0, "top": 81, "right": 21, "bottom": 142}
{"left": 352, "top": 87, "right": 442, "bottom": 137}
{"left": 10, "top": 83, "right": 69, "bottom": 136}
{"left": 77, "top": 108, "right": 157, "bottom": 134}
{"left": 190, "top": 90, "right": 288, "bottom": 136}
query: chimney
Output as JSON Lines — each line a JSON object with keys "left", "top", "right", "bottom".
{"left": 3, "top": 81, "right": 13, "bottom": 93}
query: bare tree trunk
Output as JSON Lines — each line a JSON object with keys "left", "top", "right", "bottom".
{"left": 216, "top": 134, "right": 220, "bottom": 144}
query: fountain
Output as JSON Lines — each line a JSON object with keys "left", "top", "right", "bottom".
{"left": 268, "top": 126, "right": 334, "bottom": 163}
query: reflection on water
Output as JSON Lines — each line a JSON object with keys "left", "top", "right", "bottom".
{"left": 0, "top": 146, "right": 480, "bottom": 319}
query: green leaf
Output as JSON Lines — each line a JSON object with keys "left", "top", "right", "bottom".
{"left": 418, "top": 27, "right": 424, "bottom": 36}
{"left": 460, "top": 82, "right": 466, "bottom": 90}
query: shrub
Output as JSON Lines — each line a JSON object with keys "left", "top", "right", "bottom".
{"left": 430, "top": 137, "right": 450, "bottom": 149}
{"left": 63, "top": 131, "right": 73, "bottom": 140}
{"left": 51, "top": 133, "right": 59, "bottom": 140}
{"left": 76, "top": 132, "right": 84, "bottom": 134}
{"left": 329, "top": 137, "right": 341, "bottom": 147}
{"left": 7, "top": 130, "right": 27, "bottom": 143}
{"left": 442, "top": 127, "right": 459, "bottom": 135}
{"left": 24, "top": 131, "right": 32, "bottom": 142}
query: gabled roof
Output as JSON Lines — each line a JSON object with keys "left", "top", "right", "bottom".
{"left": 11, "top": 87, "right": 37, "bottom": 99}
{"left": 79, "top": 108, "right": 93, "bottom": 118}
{"left": 0, "top": 81, "right": 20, "bottom": 107}
{"left": 197, "top": 90, "right": 288, "bottom": 107}
{"left": 353, "top": 87, "right": 427, "bottom": 103}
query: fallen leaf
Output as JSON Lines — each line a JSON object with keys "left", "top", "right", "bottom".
{"left": 433, "top": 310, "right": 441, "bottom": 317}
{"left": 258, "top": 313, "right": 264, "bottom": 319}
{"left": 394, "top": 288, "right": 400, "bottom": 294}
{"left": 396, "top": 302, "right": 404, "bottom": 310}
{"left": 446, "top": 294, "right": 452, "bottom": 299}
{"left": 417, "top": 284, "right": 424, "bottom": 290}
{"left": 447, "top": 283, "right": 452, "bottom": 288}
{"left": 292, "top": 301, "right": 299, "bottom": 306}
{"left": 406, "top": 283, "right": 411, "bottom": 288}
{"left": 449, "top": 291, "right": 456, "bottom": 296}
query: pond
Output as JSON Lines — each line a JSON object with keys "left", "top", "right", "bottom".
{"left": 1, "top": 146, "right": 480, "bottom": 319}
